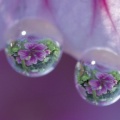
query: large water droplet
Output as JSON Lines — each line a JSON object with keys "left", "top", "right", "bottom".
{"left": 5, "top": 35, "right": 62, "bottom": 77}
{"left": 75, "top": 48, "right": 120, "bottom": 106}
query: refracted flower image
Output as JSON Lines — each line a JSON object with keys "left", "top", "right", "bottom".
{"left": 75, "top": 61, "right": 120, "bottom": 106}
{"left": 5, "top": 36, "right": 62, "bottom": 77}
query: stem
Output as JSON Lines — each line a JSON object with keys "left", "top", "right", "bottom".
{"left": 22, "top": 60, "right": 28, "bottom": 72}
{"left": 92, "top": 90, "right": 98, "bottom": 102}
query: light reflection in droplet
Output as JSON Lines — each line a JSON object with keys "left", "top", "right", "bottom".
{"left": 21, "top": 30, "right": 26, "bottom": 36}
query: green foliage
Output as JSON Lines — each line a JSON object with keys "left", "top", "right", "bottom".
{"left": 81, "top": 75, "right": 90, "bottom": 81}
{"left": 43, "top": 57, "right": 50, "bottom": 63}
{"left": 110, "top": 71, "right": 120, "bottom": 81}
{"left": 8, "top": 39, "right": 61, "bottom": 74}
{"left": 21, "top": 60, "right": 29, "bottom": 72}
{"left": 40, "top": 39, "right": 60, "bottom": 55}
{"left": 11, "top": 46, "right": 19, "bottom": 53}
{"left": 53, "top": 50, "right": 60, "bottom": 57}
{"left": 7, "top": 42, "right": 21, "bottom": 55}
{"left": 7, "top": 45, "right": 14, "bottom": 55}
{"left": 77, "top": 71, "right": 91, "bottom": 84}
{"left": 92, "top": 90, "right": 98, "bottom": 101}
{"left": 110, "top": 87, "right": 117, "bottom": 93}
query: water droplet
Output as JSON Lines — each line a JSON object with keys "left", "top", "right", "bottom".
{"left": 75, "top": 48, "right": 120, "bottom": 106}
{"left": 5, "top": 35, "right": 62, "bottom": 77}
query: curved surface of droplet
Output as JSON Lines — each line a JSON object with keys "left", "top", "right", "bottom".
{"left": 5, "top": 18, "right": 63, "bottom": 77}
{"left": 75, "top": 48, "right": 120, "bottom": 106}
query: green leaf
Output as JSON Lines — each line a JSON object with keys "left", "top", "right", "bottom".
{"left": 78, "top": 80, "right": 83, "bottom": 84}
{"left": 53, "top": 50, "right": 60, "bottom": 57}
{"left": 11, "top": 47, "right": 19, "bottom": 52}
{"left": 46, "top": 40, "right": 52, "bottom": 45}
{"left": 116, "top": 74, "right": 120, "bottom": 81}
{"left": 110, "top": 71, "right": 120, "bottom": 81}
{"left": 43, "top": 57, "right": 50, "bottom": 63}
{"left": 81, "top": 74, "right": 90, "bottom": 81}
{"left": 110, "top": 71, "right": 117, "bottom": 76}
{"left": 77, "top": 71, "right": 83, "bottom": 84}
{"left": 81, "top": 76, "right": 89, "bottom": 81}
{"left": 7, "top": 46, "right": 14, "bottom": 55}
{"left": 77, "top": 78, "right": 83, "bottom": 84}
{"left": 40, "top": 39, "right": 53, "bottom": 45}
{"left": 110, "top": 87, "right": 117, "bottom": 93}
{"left": 55, "top": 47, "right": 60, "bottom": 51}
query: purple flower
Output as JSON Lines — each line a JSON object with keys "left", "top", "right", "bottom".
{"left": 16, "top": 56, "right": 22, "bottom": 64}
{"left": 18, "top": 43, "right": 50, "bottom": 66}
{"left": 85, "top": 85, "right": 93, "bottom": 94}
{"left": 86, "top": 73, "right": 117, "bottom": 96}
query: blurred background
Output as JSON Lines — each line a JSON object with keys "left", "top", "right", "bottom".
{"left": 0, "top": 50, "right": 120, "bottom": 120}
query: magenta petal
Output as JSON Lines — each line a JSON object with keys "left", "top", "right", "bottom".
{"left": 25, "top": 60, "right": 31, "bottom": 66}
{"left": 24, "top": 43, "right": 36, "bottom": 50}
{"left": 33, "top": 44, "right": 47, "bottom": 50}
{"left": 26, "top": 56, "right": 37, "bottom": 66}
{"left": 105, "top": 83, "right": 113, "bottom": 91}
{"left": 96, "top": 73, "right": 114, "bottom": 82}
{"left": 30, "top": 56, "right": 37, "bottom": 64}
{"left": 18, "top": 50, "right": 30, "bottom": 60}
{"left": 16, "top": 57, "right": 21, "bottom": 64}
{"left": 86, "top": 86, "right": 93, "bottom": 94}
{"left": 113, "top": 80, "right": 117, "bottom": 85}
{"left": 104, "top": 75, "right": 115, "bottom": 82}
{"left": 45, "top": 50, "right": 51, "bottom": 55}
{"left": 24, "top": 43, "right": 47, "bottom": 50}
{"left": 35, "top": 51, "right": 46, "bottom": 61}
{"left": 101, "top": 86, "right": 107, "bottom": 94}
{"left": 89, "top": 80, "right": 100, "bottom": 89}
{"left": 96, "top": 73, "right": 105, "bottom": 79}
{"left": 96, "top": 90, "right": 103, "bottom": 96}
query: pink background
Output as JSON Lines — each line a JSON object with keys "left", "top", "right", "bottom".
{"left": 0, "top": 51, "right": 120, "bottom": 120}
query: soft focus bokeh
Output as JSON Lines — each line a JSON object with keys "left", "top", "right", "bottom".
{"left": 1, "top": 51, "right": 120, "bottom": 120}
{"left": 1, "top": 0, "right": 120, "bottom": 119}
{"left": 1, "top": 0, "right": 120, "bottom": 59}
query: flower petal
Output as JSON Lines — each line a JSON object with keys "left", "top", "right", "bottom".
{"left": 18, "top": 50, "right": 30, "bottom": 60}
{"left": 96, "top": 90, "right": 103, "bottom": 96}
{"left": 96, "top": 73, "right": 106, "bottom": 79}
{"left": 89, "top": 80, "right": 100, "bottom": 90}
{"left": 35, "top": 51, "right": 46, "bottom": 61}
{"left": 113, "top": 80, "right": 117, "bottom": 85}
{"left": 45, "top": 50, "right": 51, "bottom": 55}
{"left": 104, "top": 83, "right": 113, "bottom": 91}
{"left": 104, "top": 75, "right": 115, "bottom": 82}
{"left": 16, "top": 57, "right": 21, "bottom": 64}
{"left": 33, "top": 43, "right": 47, "bottom": 50}
{"left": 26, "top": 55, "right": 37, "bottom": 66}
{"left": 24, "top": 43, "right": 47, "bottom": 50}
{"left": 24, "top": 43, "right": 36, "bottom": 50}
{"left": 101, "top": 85, "right": 107, "bottom": 94}
{"left": 96, "top": 73, "right": 114, "bottom": 82}
{"left": 86, "top": 86, "right": 93, "bottom": 94}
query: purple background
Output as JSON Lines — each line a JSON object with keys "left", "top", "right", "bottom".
{"left": 0, "top": 50, "right": 120, "bottom": 120}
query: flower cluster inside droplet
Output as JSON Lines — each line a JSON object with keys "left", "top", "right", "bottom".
{"left": 6, "top": 38, "right": 61, "bottom": 77}
{"left": 16, "top": 43, "right": 50, "bottom": 66}
{"left": 85, "top": 73, "right": 117, "bottom": 96}
{"left": 76, "top": 61, "right": 120, "bottom": 105}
